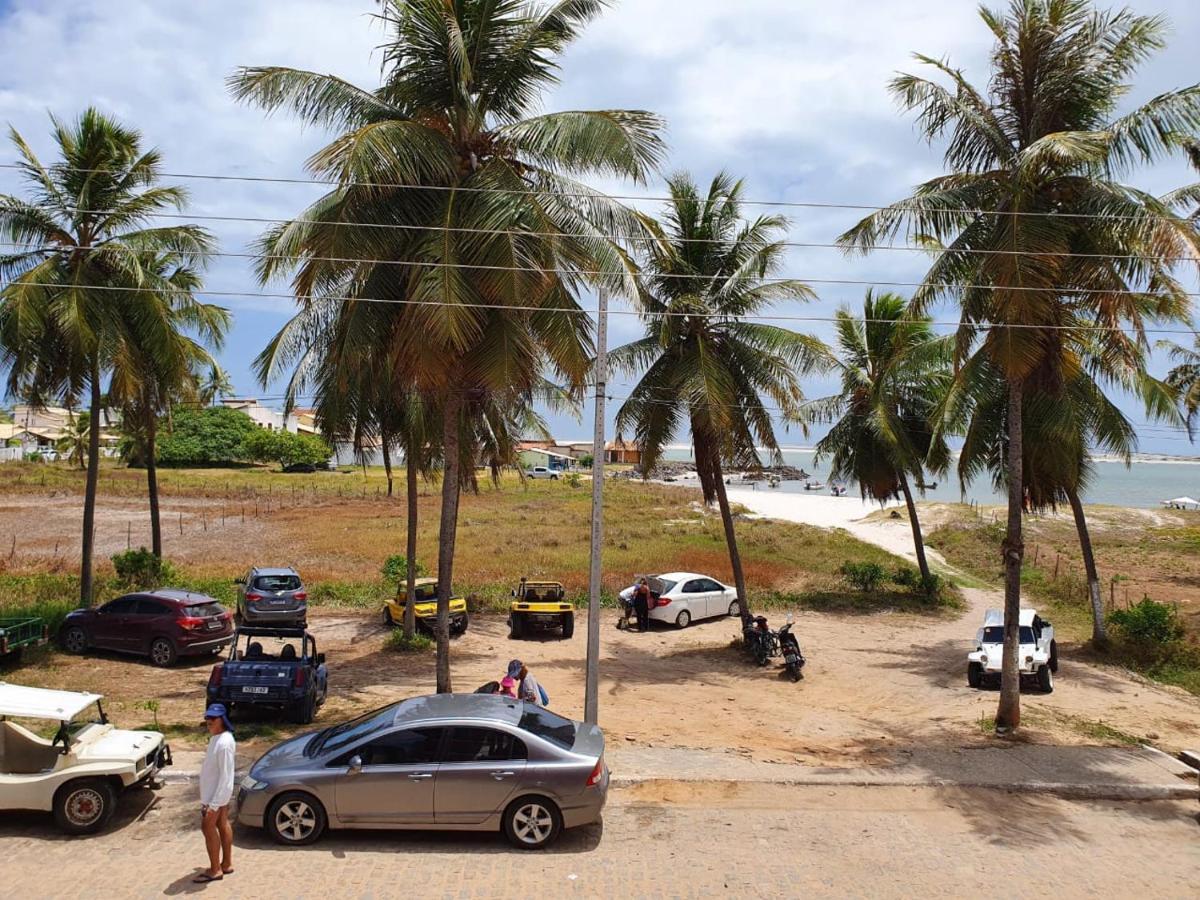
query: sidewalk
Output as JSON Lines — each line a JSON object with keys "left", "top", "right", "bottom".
{"left": 165, "top": 743, "right": 1198, "bottom": 801}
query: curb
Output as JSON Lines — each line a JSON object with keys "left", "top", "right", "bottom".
{"left": 162, "top": 769, "right": 1197, "bottom": 802}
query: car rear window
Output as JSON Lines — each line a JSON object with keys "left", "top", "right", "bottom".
{"left": 254, "top": 575, "right": 301, "bottom": 592}
{"left": 185, "top": 602, "right": 224, "bottom": 619}
{"left": 518, "top": 706, "right": 577, "bottom": 750}
{"left": 982, "top": 626, "right": 1036, "bottom": 643}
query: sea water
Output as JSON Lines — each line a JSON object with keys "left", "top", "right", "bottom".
{"left": 661, "top": 447, "right": 1200, "bottom": 510}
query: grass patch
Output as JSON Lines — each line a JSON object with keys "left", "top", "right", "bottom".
{"left": 977, "top": 714, "right": 996, "bottom": 735}
{"left": 1070, "top": 718, "right": 1141, "bottom": 745}
{"left": 383, "top": 629, "right": 433, "bottom": 653}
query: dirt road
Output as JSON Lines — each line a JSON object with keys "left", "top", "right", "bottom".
{"left": 2, "top": 781, "right": 1196, "bottom": 898}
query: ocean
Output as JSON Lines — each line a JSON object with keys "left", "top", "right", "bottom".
{"left": 660, "top": 447, "right": 1200, "bottom": 510}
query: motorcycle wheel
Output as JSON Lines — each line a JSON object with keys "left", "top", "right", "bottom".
{"left": 787, "top": 663, "right": 803, "bottom": 682}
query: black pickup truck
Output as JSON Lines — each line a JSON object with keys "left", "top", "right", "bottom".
{"left": 206, "top": 626, "right": 328, "bottom": 724}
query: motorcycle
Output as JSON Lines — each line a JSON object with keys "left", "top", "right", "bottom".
{"left": 778, "top": 615, "right": 806, "bottom": 682}
{"left": 742, "top": 615, "right": 779, "bottom": 667}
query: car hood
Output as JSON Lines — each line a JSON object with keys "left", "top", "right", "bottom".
{"left": 73, "top": 724, "right": 163, "bottom": 763}
{"left": 251, "top": 730, "right": 318, "bottom": 775}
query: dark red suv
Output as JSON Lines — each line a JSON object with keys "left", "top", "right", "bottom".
{"left": 60, "top": 589, "right": 234, "bottom": 667}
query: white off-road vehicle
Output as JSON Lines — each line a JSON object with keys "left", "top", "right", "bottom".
{"left": 967, "top": 608, "right": 1058, "bottom": 693}
{"left": 0, "top": 682, "right": 171, "bottom": 834}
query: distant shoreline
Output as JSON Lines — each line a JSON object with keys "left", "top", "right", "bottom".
{"left": 663, "top": 445, "right": 1200, "bottom": 466}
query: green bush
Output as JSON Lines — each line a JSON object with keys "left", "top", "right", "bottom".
{"left": 564, "top": 472, "right": 582, "bottom": 488}
{"left": 111, "top": 548, "right": 176, "bottom": 588}
{"left": 892, "top": 566, "right": 919, "bottom": 588}
{"left": 243, "top": 429, "right": 331, "bottom": 469}
{"left": 839, "top": 561, "right": 886, "bottom": 592}
{"left": 579, "top": 454, "right": 594, "bottom": 469}
{"left": 1108, "top": 599, "right": 1184, "bottom": 646}
{"left": 384, "top": 629, "right": 433, "bottom": 653}
{"left": 381, "top": 555, "right": 426, "bottom": 586}
{"left": 157, "top": 407, "right": 259, "bottom": 466}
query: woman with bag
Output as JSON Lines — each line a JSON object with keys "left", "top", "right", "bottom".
{"left": 507, "top": 659, "right": 549, "bottom": 707}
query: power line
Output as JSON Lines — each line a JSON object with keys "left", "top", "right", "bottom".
{"left": 4, "top": 161, "right": 1198, "bottom": 224}
{"left": 3, "top": 277, "right": 1200, "bottom": 335}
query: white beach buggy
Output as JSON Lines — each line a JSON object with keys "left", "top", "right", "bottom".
{"left": 967, "top": 608, "right": 1058, "bottom": 693}
{"left": 0, "top": 682, "right": 171, "bottom": 833}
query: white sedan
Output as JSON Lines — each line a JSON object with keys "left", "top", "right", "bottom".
{"left": 619, "top": 572, "right": 740, "bottom": 628}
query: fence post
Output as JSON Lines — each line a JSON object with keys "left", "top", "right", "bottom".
{"left": 179, "top": 513, "right": 183, "bottom": 535}
{"left": 1053, "top": 553, "right": 1060, "bottom": 580}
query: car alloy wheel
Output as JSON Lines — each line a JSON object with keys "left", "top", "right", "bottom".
{"left": 62, "top": 626, "right": 87, "bottom": 654}
{"left": 274, "top": 798, "right": 319, "bottom": 843}
{"left": 510, "top": 801, "right": 555, "bottom": 846}
{"left": 149, "top": 638, "right": 176, "bottom": 667}
{"left": 728, "top": 600, "right": 741, "bottom": 618}
{"left": 675, "top": 610, "right": 691, "bottom": 628}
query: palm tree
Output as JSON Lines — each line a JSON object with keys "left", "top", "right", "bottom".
{"left": 108, "top": 254, "right": 229, "bottom": 557}
{"left": 806, "top": 292, "right": 951, "bottom": 585}
{"left": 197, "top": 363, "right": 233, "bottom": 407}
{"left": 233, "top": 0, "right": 663, "bottom": 691}
{"left": 0, "top": 109, "right": 213, "bottom": 606}
{"left": 1165, "top": 337, "right": 1200, "bottom": 437}
{"left": 838, "top": 1, "right": 1200, "bottom": 730}
{"left": 57, "top": 410, "right": 91, "bottom": 470}
{"left": 612, "top": 172, "right": 824, "bottom": 622}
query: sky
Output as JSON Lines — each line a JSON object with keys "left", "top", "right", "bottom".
{"left": 0, "top": 0, "right": 1197, "bottom": 455}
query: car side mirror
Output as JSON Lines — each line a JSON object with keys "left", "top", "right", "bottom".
{"left": 348, "top": 755, "right": 363, "bottom": 772}
{"left": 316, "top": 653, "right": 326, "bottom": 666}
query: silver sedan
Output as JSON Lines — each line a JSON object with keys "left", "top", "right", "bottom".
{"left": 236, "top": 693, "right": 609, "bottom": 849}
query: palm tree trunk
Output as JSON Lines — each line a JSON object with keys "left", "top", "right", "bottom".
{"left": 898, "top": 471, "right": 931, "bottom": 583}
{"left": 146, "top": 409, "right": 162, "bottom": 558}
{"left": 435, "top": 393, "right": 463, "bottom": 694}
{"left": 404, "top": 455, "right": 418, "bottom": 640}
{"left": 1067, "top": 485, "right": 1107, "bottom": 648}
{"left": 381, "top": 435, "right": 394, "bottom": 498}
{"left": 996, "top": 379, "right": 1024, "bottom": 732}
{"left": 711, "top": 457, "right": 749, "bottom": 625}
{"left": 79, "top": 362, "right": 103, "bottom": 608}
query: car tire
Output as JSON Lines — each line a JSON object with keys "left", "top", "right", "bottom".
{"left": 1049, "top": 640, "right": 1059, "bottom": 673}
{"left": 451, "top": 616, "right": 469, "bottom": 637}
{"left": 1037, "top": 664, "right": 1053, "bottom": 693}
{"left": 510, "top": 615, "right": 524, "bottom": 640}
{"left": 561, "top": 612, "right": 574, "bottom": 639}
{"left": 967, "top": 662, "right": 983, "bottom": 689}
{"left": 266, "top": 792, "right": 327, "bottom": 846}
{"left": 53, "top": 778, "right": 117, "bottom": 835}
{"left": 61, "top": 625, "right": 88, "bottom": 655}
{"left": 675, "top": 610, "right": 691, "bottom": 629}
{"left": 234, "top": 608, "right": 244, "bottom": 626}
{"left": 502, "top": 796, "right": 563, "bottom": 850}
{"left": 148, "top": 637, "right": 177, "bottom": 668}
{"left": 292, "top": 694, "right": 316, "bottom": 725}
{"left": 550, "top": 474, "right": 559, "bottom": 481}
{"left": 381, "top": 606, "right": 395, "bottom": 627}
{"left": 728, "top": 599, "right": 741, "bottom": 618}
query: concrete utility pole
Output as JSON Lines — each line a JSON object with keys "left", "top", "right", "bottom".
{"left": 584, "top": 289, "right": 608, "bottom": 725}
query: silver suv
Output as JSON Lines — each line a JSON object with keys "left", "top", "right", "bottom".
{"left": 236, "top": 567, "right": 307, "bottom": 626}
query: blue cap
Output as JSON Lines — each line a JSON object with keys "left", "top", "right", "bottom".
{"left": 507, "top": 659, "right": 523, "bottom": 678}
{"left": 204, "top": 703, "right": 234, "bottom": 735}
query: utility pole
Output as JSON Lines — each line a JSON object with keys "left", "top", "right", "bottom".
{"left": 584, "top": 289, "right": 608, "bottom": 725}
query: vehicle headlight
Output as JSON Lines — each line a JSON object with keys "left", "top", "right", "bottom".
{"left": 980, "top": 655, "right": 988, "bottom": 665}
{"left": 240, "top": 775, "right": 269, "bottom": 792}
{"left": 1025, "top": 655, "right": 1033, "bottom": 664}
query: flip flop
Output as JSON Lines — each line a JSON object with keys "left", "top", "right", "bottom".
{"left": 192, "top": 874, "right": 223, "bottom": 883}
{"left": 221, "top": 868, "right": 235, "bottom": 876}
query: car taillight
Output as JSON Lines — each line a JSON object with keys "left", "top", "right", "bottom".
{"left": 294, "top": 592, "right": 307, "bottom": 602}
{"left": 294, "top": 667, "right": 306, "bottom": 687}
{"left": 586, "top": 759, "right": 604, "bottom": 787}
{"left": 245, "top": 593, "right": 263, "bottom": 602}
{"left": 178, "top": 616, "right": 205, "bottom": 631}
{"left": 656, "top": 597, "right": 670, "bottom": 606}
{"left": 208, "top": 665, "right": 223, "bottom": 688}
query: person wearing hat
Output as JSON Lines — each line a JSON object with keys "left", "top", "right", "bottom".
{"left": 195, "top": 703, "right": 236, "bottom": 883}
{"left": 508, "top": 659, "right": 546, "bottom": 707}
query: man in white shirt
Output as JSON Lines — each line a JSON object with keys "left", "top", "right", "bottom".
{"left": 195, "top": 704, "right": 236, "bottom": 883}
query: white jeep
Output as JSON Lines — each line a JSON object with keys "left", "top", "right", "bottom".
{"left": 967, "top": 608, "right": 1058, "bottom": 693}
{"left": 0, "top": 682, "right": 171, "bottom": 834}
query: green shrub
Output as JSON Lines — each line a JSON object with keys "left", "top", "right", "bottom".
{"left": 381, "top": 555, "right": 426, "bottom": 586}
{"left": 839, "top": 561, "right": 886, "bottom": 592}
{"left": 892, "top": 566, "right": 919, "bottom": 588}
{"left": 579, "top": 454, "right": 594, "bottom": 469}
{"left": 564, "top": 472, "right": 582, "bottom": 488}
{"left": 1108, "top": 599, "right": 1184, "bottom": 646}
{"left": 157, "top": 407, "right": 259, "bottom": 466}
{"left": 384, "top": 629, "right": 433, "bottom": 653}
{"left": 111, "top": 548, "right": 176, "bottom": 588}
{"left": 243, "top": 429, "right": 331, "bottom": 469}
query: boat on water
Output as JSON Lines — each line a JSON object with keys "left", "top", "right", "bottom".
{"left": 830, "top": 482, "right": 847, "bottom": 496}
{"left": 803, "top": 480, "right": 825, "bottom": 491}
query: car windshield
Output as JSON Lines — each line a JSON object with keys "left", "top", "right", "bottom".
{"left": 518, "top": 705, "right": 577, "bottom": 750}
{"left": 312, "top": 705, "right": 397, "bottom": 757}
{"left": 185, "top": 602, "right": 223, "bottom": 618}
{"left": 254, "top": 574, "right": 301, "bottom": 592}
{"left": 982, "top": 626, "right": 1036, "bottom": 644}
{"left": 413, "top": 584, "right": 437, "bottom": 602}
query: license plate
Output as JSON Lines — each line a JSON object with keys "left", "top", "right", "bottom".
{"left": 267, "top": 598, "right": 288, "bottom": 606}
{"left": 241, "top": 686, "right": 269, "bottom": 695}
{"left": 206, "top": 620, "right": 222, "bottom": 630}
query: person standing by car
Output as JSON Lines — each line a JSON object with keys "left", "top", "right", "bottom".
{"left": 195, "top": 704, "right": 236, "bottom": 884}
{"left": 633, "top": 578, "right": 652, "bottom": 633}
{"left": 508, "top": 659, "right": 547, "bottom": 707}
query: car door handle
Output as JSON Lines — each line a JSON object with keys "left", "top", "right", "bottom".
{"left": 490, "top": 771, "right": 516, "bottom": 780}
{"left": 407, "top": 773, "right": 434, "bottom": 780}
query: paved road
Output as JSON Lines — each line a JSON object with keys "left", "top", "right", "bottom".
{"left": 2, "top": 782, "right": 1196, "bottom": 898}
